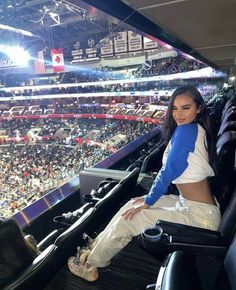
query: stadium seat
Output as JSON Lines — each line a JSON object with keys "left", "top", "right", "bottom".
{"left": 54, "top": 167, "right": 140, "bottom": 268}
{"left": 3, "top": 245, "right": 57, "bottom": 290}
{"left": 218, "top": 121, "right": 236, "bottom": 137}
{"left": 93, "top": 166, "right": 140, "bottom": 215}
{"left": 37, "top": 228, "right": 64, "bottom": 251}
{"left": 221, "top": 99, "right": 236, "bottom": 121}
{"left": 140, "top": 184, "right": 236, "bottom": 259}
{"left": 126, "top": 155, "right": 146, "bottom": 171}
{"left": 146, "top": 231, "right": 236, "bottom": 290}
{"left": 139, "top": 122, "right": 236, "bottom": 264}
{"left": 126, "top": 137, "right": 165, "bottom": 172}
{"left": 53, "top": 202, "right": 94, "bottom": 228}
{"left": 54, "top": 207, "right": 95, "bottom": 268}
{"left": 215, "top": 130, "right": 236, "bottom": 212}
{"left": 221, "top": 105, "right": 236, "bottom": 120}
{"left": 221, "top": 109, "right": 236, "bottom": 124}
{"left": 140, "top": 141, "right": 166, "bottom": 174}
{"left": 82, "top": 179, "right": 119, "bottom": 203}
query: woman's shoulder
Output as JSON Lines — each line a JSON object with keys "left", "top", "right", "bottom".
{"left": 175, "top": 123, "right": 206, "bottom": 136}
{"left": 174, "top": 123, "right": 199, "bottom": 138}
{"left": 172, "top": 123, "right": 205, "bottom": 149}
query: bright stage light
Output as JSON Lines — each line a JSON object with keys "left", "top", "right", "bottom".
{"left": 0, "top": 45, "right": 31, "bottom": 66}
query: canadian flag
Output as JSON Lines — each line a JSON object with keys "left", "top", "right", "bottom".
{"left": 51, "top": 48, "right": 64, "bottom": 73}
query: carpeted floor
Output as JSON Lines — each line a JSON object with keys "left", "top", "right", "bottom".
{"left": 44, "top": 238, "right": 162, "bottom": 290}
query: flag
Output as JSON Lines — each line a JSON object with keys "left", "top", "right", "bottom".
{"left": 34, "top": 50, "right": 46, "bottom": 74}
{"left": 51, "top": 48, "right": 64, "bottom": 73}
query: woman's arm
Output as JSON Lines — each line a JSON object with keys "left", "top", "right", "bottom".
{"left": 144, "top": 123, "right": 198, "bottom": 206}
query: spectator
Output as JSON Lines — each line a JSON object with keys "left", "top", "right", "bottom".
{"left": 0, "top": 217, "right": 39, "bottom": 287}
{"left": 67, "top": 85, "right": 221, "bottom": 282}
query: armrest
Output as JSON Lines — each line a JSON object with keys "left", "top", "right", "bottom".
{"left": 165, "top": 241, "right": 227, "bottom": 257}
{"left": 141, "top": 221, "right": 228, "bottom": 259}
{"left": 38, "top": 228, "right": 64, "bottom": 251}
{"left": 82, "top": 194, "right": 100, "bottom": 204}
{"left": 156, "top": 220, "right": 226, "bottom": 246}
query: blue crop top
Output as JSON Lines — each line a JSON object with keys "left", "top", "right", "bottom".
{"left": 144, "top": 123, "right": 214, "bottom": 206}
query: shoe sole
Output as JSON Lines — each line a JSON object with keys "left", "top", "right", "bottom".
{"left": 68, "top": 263, "right": 99, "bottom": 282}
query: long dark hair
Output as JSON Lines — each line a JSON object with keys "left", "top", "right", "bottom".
{"left": 162, "top": 85, "right": 217, "bottom": 173}
{"left": 0, "top": 217, "right": 37, "bottom": 286}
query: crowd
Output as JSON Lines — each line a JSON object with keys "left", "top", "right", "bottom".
{"left": 0, "top": 83, "right": 221, "bottom": 107}
{"left": 0, "top": 55, "right": 206, "bottom": 89}
{"left": 0, "top": 118, "right": 156, "bottom": 217}
{"left": 0, "top": 143, "right": 112, "bottom": 217}
{"left": 139, "top": 54, "right": 206, "bottom": 77}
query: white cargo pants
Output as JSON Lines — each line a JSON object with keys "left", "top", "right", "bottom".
{"left": 87, "top": 194, "right": 221, "bottom": 267}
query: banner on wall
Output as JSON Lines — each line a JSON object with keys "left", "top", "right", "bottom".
{"left": 85, "top": 48, "right": 98, "bottom": 60}
{"left": 143, "top": 37, "right": 159, "bottom": 50}
{"left": 100, "top": 37, "right": 113, "bottom": 56}
{"left": 51, "top": 48, "right": 64, "bottom": 73}
{"left": 114, "top": 31, "right": 128, "bottom": 54}
{"left": 71, "top": 49, "right": 84, "bottom": 61}
{"left": 128, "top": 31, "right": 142, "bottom": 51}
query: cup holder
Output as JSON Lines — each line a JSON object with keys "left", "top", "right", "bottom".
{"left": 142, "top": 225, "right": 163, "bottom": 242}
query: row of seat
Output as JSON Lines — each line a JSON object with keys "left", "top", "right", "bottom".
{"left": 151, "top": 235, "right": 236, "bottom": 290}
{"left": 124, "top": 129, "right": 163, "bottom": 170}
{"left": 218, "top": 97, "right": 236, "bottom": 137}
{"left": 215, "top": 97, "right": 236, "bottom": 212}
{"left": 3, "top": 167, "right": 140, "bottom": 290}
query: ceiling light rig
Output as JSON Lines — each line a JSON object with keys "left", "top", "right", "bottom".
{"left": 54, "top": 0, "right": 88, "bottom": 15}
{"left": 28, "top": 5, "right": 60, "bottom": 26}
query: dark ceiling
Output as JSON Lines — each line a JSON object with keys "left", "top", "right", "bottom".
{"left": 0, "top": 0, "right": 235, "bottom": 74}
{"left": 82, "top": 0, "right": 236, "bottom": 73}
{"left": 124, "top": 0, "right": 236, "bottom": 73}
{"left": 0, "top": 0, "right": 123, "bottom": 57}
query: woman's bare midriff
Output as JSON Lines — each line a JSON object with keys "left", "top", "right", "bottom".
{"left": 176, "top": 179, "right": 216, "bottom": 205}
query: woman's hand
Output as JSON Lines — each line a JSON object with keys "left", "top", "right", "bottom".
{"left": 122, "top": 202, "right": 149, "bottom": 220}
{"left": 131, "top": 196, "right": 145, "bottom": 204}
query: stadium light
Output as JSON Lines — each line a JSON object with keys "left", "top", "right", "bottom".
{"left": 0, "top": 45, "right": 31, "bottom": 66}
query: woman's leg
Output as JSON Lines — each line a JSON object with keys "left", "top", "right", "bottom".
{"left": 96, "top": 194, "right": 180, "bottom": 242}
{"left": 87, "top": 194, "right": 182, "bottom": 267}
{"left": 68, "top": 194, "right": 221, "bottom": 281}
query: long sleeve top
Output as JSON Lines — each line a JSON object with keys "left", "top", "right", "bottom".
{"left": 144, "top": 123, "right": 214, "bottom": 206}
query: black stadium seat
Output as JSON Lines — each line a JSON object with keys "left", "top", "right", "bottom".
{"left": 37, "top": 228, "right": 64, "bottom": 251}
{"left": 54, "top": 207, "right": 95, "bottom": 268}
{"left": 218, "top": 121, "right": 236, "bottom": 137}
{"left": 3, "top": 245, "right": 57, "bottom": 290}
{"left": 147, "top": 231, "right": 236, "bottom": 290}
{"left": 126, "top": 155, "right": 146, "bottom": 171}
{"left": 215, "top": 130, "right": 236, "bottom": 212}
{"left": 140, "top": 141, "right": 166, "bottom": 174}
{"left": 53, "top": 202, "right": 94, "bottom": 228}
{"left": 141, "top": 184, "right": 236, "bottom": 259}
{"left": 221, "top": 99, "right": 236, "bottom": 120}
{"left": 221, "top": 109, "right": 236, "bottom": 124}
{"left": 53, "top": 167, "right": 140, "bottom": 268}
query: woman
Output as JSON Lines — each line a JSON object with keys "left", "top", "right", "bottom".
{"left": 0, "top": 217, "right": 39, "bottom": 287}
{"left": 68, "top": 85, "right": 221, "bottom": 281}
